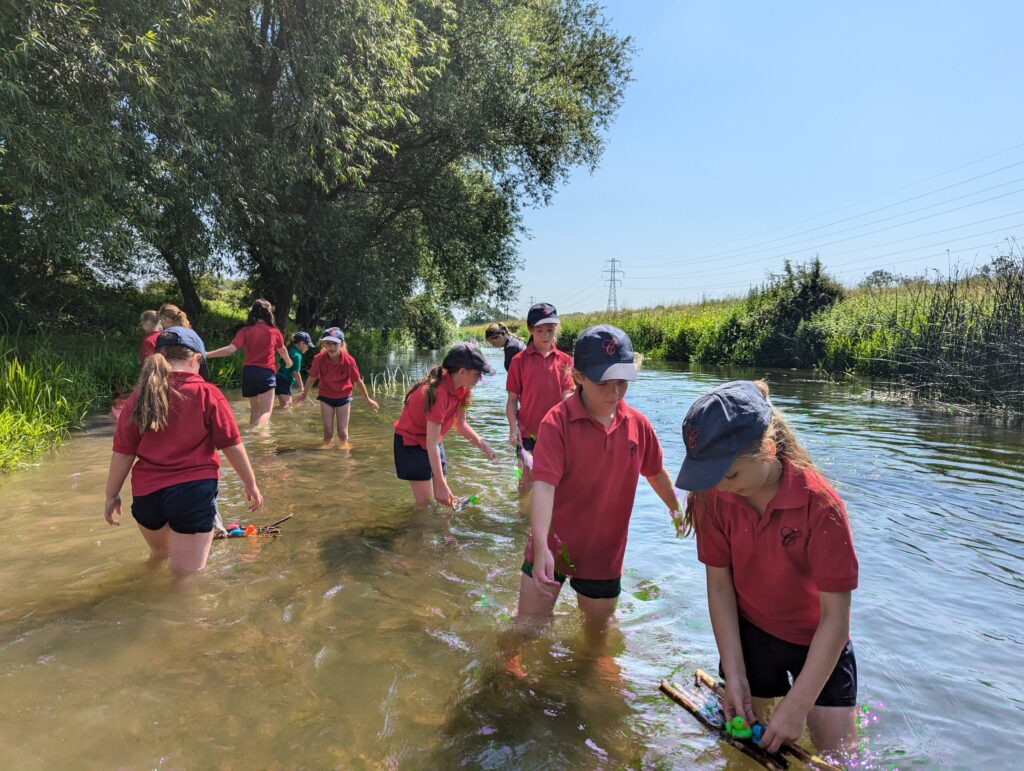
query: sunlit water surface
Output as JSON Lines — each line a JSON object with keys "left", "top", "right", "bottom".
{"left": 1, "top": 351, "right": 1022, "bottom": 769}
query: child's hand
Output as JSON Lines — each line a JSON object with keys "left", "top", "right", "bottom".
{"left": 531, "top": 544, "right": 560, "bottom": 596}
{"left": 759, "top": 695, "right": 808, "bottom": 753}
{"left": 104, "top": 495, "right": 122, "bottom": 525}
{"left": 246, "top": 486, "right": 265, "bottom": 511}
{"left": 433, "top": 479, "right": 455, "bottom": 508}
{"left": 507, "top": 428, "right": 520, "bottom": 447}
{"left": 294, "top": 392, "right": 307, "bottom": 404}
{"left": 367, "top": 397, "right": 380, "bottom": 414}
{"left": 480, "top": 440, "right": 497, "bottom": 461}
{"left": 721, "top": 675, "right": 755, "bottom": 724}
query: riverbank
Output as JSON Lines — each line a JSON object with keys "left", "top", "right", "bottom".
{"left": 464, "top": 257, "right": 1024, "bottom": 421}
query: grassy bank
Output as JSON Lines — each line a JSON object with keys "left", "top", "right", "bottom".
{"left": 463, "top": 256, "right": 1024, "bottom": 419}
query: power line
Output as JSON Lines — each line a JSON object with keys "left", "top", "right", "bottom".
{"left": 603, "top": 258, "right": 623, "bottom": 311}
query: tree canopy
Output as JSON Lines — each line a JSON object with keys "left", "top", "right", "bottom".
{"left": 1, "top": 0, "right": 632, "bottom": 336}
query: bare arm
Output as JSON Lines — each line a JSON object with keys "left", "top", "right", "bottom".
{"left": 707, "top": 565, "right": 755, "bottom": 722}
{"left": 505, "top": 392, "right": 520, "bottom": 446}
{"left": 355, "top": 378, "right": 379, "bottom": 413}
{"left": 645, "top": 468, "right": 682, "bottom": 513}
{"left": 206, "top": 343, "right": 238, "bottom": 359}
{"left": 426, "top": 420, "right": 452, "bottom": 507}
{"left": 455, "top": 410, "right": 496, "bottom": 459}
{"left": 761, "top": 591, "right": 852, "bottom": 752}
{"left": 293, "top": 371, "right": 304, "bottom": 393}
{"left": 277, "top": 345, "right": 292, "bottom": 369}
{"left": 104, "top": 452, "right": 136, "bottom": 525}
{"left": 295, "top": 375, "right": 318, "bottom": 403}
{"left": 529, "top": 481, "right": 559, "bottom": 594}
{"left": 221, "top": 443, "right": 264, "bottom": 511}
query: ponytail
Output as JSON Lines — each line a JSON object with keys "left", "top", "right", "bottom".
{"left": 404, "top": 365, "right": 445, "bottom": 412}
{"left": 131, "top": 345, "right": 194, "bottom": 432}
{"left": 246, "top": 299, "right": 277, "bottom": 328}
{"left": 158, "top": 303, "right": 190, "bottom": 329}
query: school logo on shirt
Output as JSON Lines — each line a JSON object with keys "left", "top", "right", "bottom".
{"left": 780, "top": 527, "right": 802, "bottom": 547}
{"left": 628, "top": 441, "right": 638, "bottom": 457}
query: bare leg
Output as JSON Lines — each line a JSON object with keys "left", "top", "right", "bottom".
{"left": 277, "top": 393, "right": 291, "bottom": 409}
{"left": 807, "top": 705, "right": 857, "bottom": 754}
{"left": 517, "top": 463, "right": 533, "bottom": 494}
{"left": 319, "top": 402, "right": 336, "bottom": 444}
{"left": 335, "top": 402, "right": 352, "bottom": 448}
{"left": 408, "top": 480, "right": 433, "bottom": 507}
{"left": 136, "top": 522, "right": 170, "bottom": 560}
{"left": 167, "top": 530, "right": 216, "bottom": 575}
{"left": 251, "top": 389, "right": 275, "bottom": 427}
{"left": 575, "top": 594, "right": 619, "bottom": 650}
{"left": 506, "top": 573, "right": 561, "bottom": 677}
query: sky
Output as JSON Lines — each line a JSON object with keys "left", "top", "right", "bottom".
{"left": 512, "top": 1, "right": 1024, "bottom": 315}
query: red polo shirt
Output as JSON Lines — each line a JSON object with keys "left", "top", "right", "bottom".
{"left": 505, "top": 343, "right": 575, "bottom": 439}
{"left": 527, "top": 392, "right": 664, "bottom": 580}
{"left": 139, "top": 331, "right": 160, "bottom": 364}
{"left": 393, "top": 373, "right": 469, "bottom": 449}
{"left": 112, "top": 372, "right": 242, "bottom": 497}
{"left": 230, "top": 321, "right": 285, "bottom": 369}
{"left": 695, "top": 461, "right": 859, "bottom": 645}
{"left": 309, "top": 350, "right": 361, "bottom": 399}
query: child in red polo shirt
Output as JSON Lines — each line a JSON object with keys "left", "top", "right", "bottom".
{"left": 676, "top": 380, "right": 859, "bottom": 755}
{"left": 104, "top": 327, "right": 264, "bottom": 575}
{"left": 505, "top": 302, "right": 575, "bottom": 491}
{"left": 393, "top": 344, "right": 497, "bottom": 507}
{"left": 138, "top": 310, "right": 161, "bottom": 364}
{"left": 516, "top": 325, "right": 681, "bottom": 648}
{"left": 207, "top": 299, "right": 292, "bottom": 427}
{"left": 295, "top": 328, "right": 379, "bottom": 447}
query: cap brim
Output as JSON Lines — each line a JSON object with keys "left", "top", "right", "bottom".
{"left": 674, "top": 453, "right": 736, "bottom": 491}
{"left": 582, "top": 361, "right": 637, "bottom": 382}
{"left": 477, "top": 361, "right": 494, "bottom": 375}
{"left": 531, "top": 317, "right": 560, "bottom": 326}
{"left": 321, "top": 336, "right": 342, "bottom": 344}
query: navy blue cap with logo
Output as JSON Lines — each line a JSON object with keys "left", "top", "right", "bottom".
{"left": 526, "top": 302, "right": 560, "bottom": 327}
{"left": 573, "top": 324, "right": 637, "bottom": 382}
{"left": 675, "top": 380, "right": 773, "bottom": 491}
{"left": 443, "top": 343, "right": 494, "bottom": 374}
{"left": 155, "top": 326, "right": 207, "bottom": 359}
{"left": 294, "top": 331, "right": 314, "bottom": 346}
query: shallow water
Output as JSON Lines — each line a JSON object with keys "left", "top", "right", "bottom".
{"left": 1, "top": 352, "right": 1022, "bottom": 769}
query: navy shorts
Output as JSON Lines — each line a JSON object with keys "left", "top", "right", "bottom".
{"left": 520, "top": 561, "right": 621, "bottom": 599}
{"left": 520, "top": 436, "right": 537, "bottom": 453}
{"left": 131, "top": 479, "right": 218, "bottom": 535}
{"left": 719, "top": 615, "right": 858, "bottom": 707}
{"left": 317, "top": 395, "right": 352, "bottom": 408}
{"left": 275, "top": 378, "right": 294, "bottom": 396}
{"left": 393, "top": 433, "right": 446, "bottom": 481}
{"left": 242, "top": 365, "right": 276, "bottom": 397}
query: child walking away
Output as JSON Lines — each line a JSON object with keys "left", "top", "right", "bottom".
{"left": 294, "top": 328, "right": 379, "bottom": 447}
{"left": 505, "top": 303, "right": 575, "bottom": 491}
{"left": 158, "top": 303, "right": 190, "bottom": 330}
{"left": 139, "top": 310, "right": 162, "bottom": 363}
{"left": 207, "top": 299, "right": 292, "bottom": 427}
{"left": 393, "top": 344, "right": 497, "bottom": 507}
{"left": 514, "top": 325, "right": 681, "bottom": 656}
{"left": 103, "top": 327, "right": 263, "bottom": 574}
{"left": 276, "top": 331, "right": 312, "bottom": 409}
{"left": 484, "top": 322, "right": 526, "bottom": 372}
{"left": 675, "top": 380, "right": 859, "bottom": 755}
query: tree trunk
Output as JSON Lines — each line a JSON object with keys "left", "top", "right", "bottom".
{"left": 163, "top": 251, "right": 203, "bottom": 321}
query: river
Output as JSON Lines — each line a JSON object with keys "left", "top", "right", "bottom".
{"left": 1, "top": 350, "right": 1022, "bottom": 769}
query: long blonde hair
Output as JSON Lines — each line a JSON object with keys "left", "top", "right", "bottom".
{"left": 131, "top": 345, "right": 197, "bottom": 432}
{"left": 680, "top": 380, "right": 818, "bottom": 537}
{"left": 158, "top": 303, "right": 190, "bottom": 329}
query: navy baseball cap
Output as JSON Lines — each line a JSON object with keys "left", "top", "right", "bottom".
{"left": 675, "top": 381, "right": 773, "bottom": 491}
{"left": 321, "top": 327, "right": 344, "bottom": 344}
{"left": 573, "top": 324, "right": 637, "bottom": 382}
{"left": 526, "top": 302, "right": 559, "bottom": 327}
{"left": 294, "top": 331, "right": 313, "bottom": 346}
{"left": 155, "top": 326, "right": 206, "bottom": 359}
{"left": 443, "top": 343, "right": 494, "bottom": 374}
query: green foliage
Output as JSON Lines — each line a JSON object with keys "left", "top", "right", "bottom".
{"left": 402, "top": 293, "right": 457, "bottom": 350}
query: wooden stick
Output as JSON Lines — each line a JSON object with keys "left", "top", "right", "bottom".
{"left": 263, "top": 514, "right": 293, "bottom": 530}
{"left": 693, "top": 669, "right": 843, "bottom": 771}
{"left": 659, "top": 680, "right": 789, "bottom": 770}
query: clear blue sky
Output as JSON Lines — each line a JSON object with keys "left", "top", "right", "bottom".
{"left": 513, "top": 1, "right": 1024, "bottom": 315}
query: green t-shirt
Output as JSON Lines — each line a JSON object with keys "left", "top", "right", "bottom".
{"left": 276, "top": 345, "right": 302, "bottom": 385}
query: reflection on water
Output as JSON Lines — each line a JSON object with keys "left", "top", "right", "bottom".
{"left": 1, "top": 351, "right": 1022, "bottom": 768}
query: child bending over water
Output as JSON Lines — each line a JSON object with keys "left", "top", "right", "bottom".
{"left": 393, "top": 344, "right": 497, "bottom": 507}
{"left": 676, "top": 380, "right": 859, "bottom": 754}
{"left": 104, "top": 327, "right": 263, "bottom": 574}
